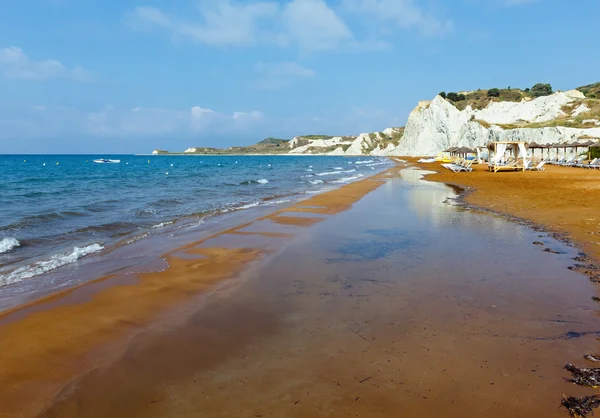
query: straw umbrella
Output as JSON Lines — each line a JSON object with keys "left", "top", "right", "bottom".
{"left": 454, "top": 147, "right": 475, "bottom": 159}
{"left": 528, "top": 142, "right": 541, "bottom": 161}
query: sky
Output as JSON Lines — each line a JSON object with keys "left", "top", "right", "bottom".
{"left": 0, "top": 0, "right": 599, "bottom": 154}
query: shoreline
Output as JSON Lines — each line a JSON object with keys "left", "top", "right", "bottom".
{"left": 2, "top": 159, "right": 599, "bottom": 417}
{"left": 415, "top": 159, "right": 600, "bottom": 268}
{"left": 33, "top": 164, "right": 599, "bottom": 417}
{"left": 0, "top": 162, "right": 401, "bottom": 417}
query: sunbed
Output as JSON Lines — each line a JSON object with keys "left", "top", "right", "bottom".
{"left": 526, "top": 160, "right": 547, "bottom": 171}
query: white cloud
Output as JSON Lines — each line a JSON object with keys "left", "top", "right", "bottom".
{"left": 250, "top": 61, "right": 316, "bottom": 90}
{"left": 341, "top": 0, "right": 453, "bottom": 37}
{"left": 0, "top": 47, "right": 93, "bottom": 82}
{"left": 280, "top": 0, "right": 353, "bottom": 53}
{"left": 127, "top": 3, "right": 278, "bottom": 47}
{"left": 0, "top": 105, "right": 264, "bottom": 139}
{"left": 128, "top": 0, "right": 357, "bottom": 53}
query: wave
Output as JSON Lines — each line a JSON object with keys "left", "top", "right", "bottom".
{"left": 1, "top": 212, "right": 64, "bottom": 231}
{"left": 73, "top": 221, "right": 138, "bottom": 235}
{"left": 331, "top": 174, "right": 364, "bottom": 184}
{"left": 151, "top": 221, "right": 175, "bottom": 229}
{"left": 333, "top": 167, "right": 343, "bottom": 170}
{"left": 239, "top": 179, "right": 269, "bottom": 185}
{"left": 0, "top": 237, "right": 20, "bottom": 254}
{"left": 309, "top": 180, "right": 324, "bottom": 185}
{"left": 354, "top": 160, "right": 374, "bottom": 165}
{"left": 150, "top": 198, "right": 184, "bottom": 207}
{"left": 0, "top": 243, "right": 104, "bottom": 286}
{"left": 316, "top": 169, "right": 356, "bottom": 177}
{"left": 365, "top": 162, "right": 388, "bottom": 167}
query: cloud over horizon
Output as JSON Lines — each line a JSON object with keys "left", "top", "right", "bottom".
{"left": 0, "top": 46, "right": 93, "bottom": 82}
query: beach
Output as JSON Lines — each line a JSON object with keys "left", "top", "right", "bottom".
{"left": 0, "top": 160, "right": 598, "bottom": 417}
{"left": 419, "top": 161, "right": 600, "bottom": 265}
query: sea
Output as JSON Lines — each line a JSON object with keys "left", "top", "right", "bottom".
{"left": 0, "top": 154, "right": 392, "bottom": 291}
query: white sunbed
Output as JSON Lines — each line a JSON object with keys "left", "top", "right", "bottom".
{"left": 578, "top": 158, "right": 599, "bottom": 169}
{"left": 442, "top": 160, "right": 473, "bottom": 173}
{"left": 526, "top": 160, "right": 547, "bottom": 171}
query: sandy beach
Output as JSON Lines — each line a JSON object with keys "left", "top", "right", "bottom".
{"left": 419, "top": 160, "right": 600, "bottom": 265}
{"left": 1, "top": 161, "right": 599, "bottom": 417}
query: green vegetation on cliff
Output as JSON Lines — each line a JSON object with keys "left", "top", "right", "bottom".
{"left": 578, "top": 82, "right": 600, "bottom": 99}
{"left": 442, "top": 83, "right": 554, "bottom": 111}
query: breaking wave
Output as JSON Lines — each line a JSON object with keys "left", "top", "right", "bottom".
{"left": 0, "top": 237, "right": 20, "bottom": 254}
{"left": 0, "top": 243, "right": 104, "bottom": 286}
{"left": 331, "top": 174, "right": 364, "bottom": 184}
{"left": 316, "top": 169, "right": 356, "bottom": 177}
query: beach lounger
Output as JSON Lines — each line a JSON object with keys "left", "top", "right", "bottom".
{"left": 578, "top": 158, "right": 599, "bottom": 169}
{"left": 442, "top": 160, "right": 473, "bottom": 173}
{"left": 526, "top": 160, "right": 547, "bottom": 171}
{"left": 563, "top": 155, "right": 585, "bottom": 167}
{"left": 558, "top": 157, "right": 576, "bottom": 166}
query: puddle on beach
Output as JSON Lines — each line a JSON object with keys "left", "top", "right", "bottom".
{"left": 12, "top": 168, "right": 600, "bottom": 417}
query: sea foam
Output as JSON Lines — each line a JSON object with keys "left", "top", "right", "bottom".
{"left": 316, "top": 169, "right": 356, "bottom": 177}
{"left": 0, "top": 243, "right": 104, "bottom": 286}
{"left": 331, "top": 174, "right": 364, "bottom": 184}
{"left": 0, "top": 237, "right": 20, "bottom": 254}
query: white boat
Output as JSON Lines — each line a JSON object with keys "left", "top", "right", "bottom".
{"left": 93, "top": 159, "right": 121, "bottom": 164}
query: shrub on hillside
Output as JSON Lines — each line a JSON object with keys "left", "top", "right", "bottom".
{"left": 487, "top": 88, "right": 500, "bottom": 97}
{"left": 446, "top": 92, "right": 466, "bottom": 102}
{"left": 531, "top": 83, "right": 553, "bottom": 97}
{"left": 439, "top": 91, "right": 447, "bottom": 99}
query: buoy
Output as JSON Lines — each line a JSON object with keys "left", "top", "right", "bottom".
{"left": 56, "top": 162, "right": 59, "bottom": 165}
{"left": 165, "top": 172, "right": 169, "bottom": 175}
{"left": 148, "top": 160, "right": 150, "bottom": 163}
{"left": 23, "top": 160, "right": 26, "bottom": 162}
{"left": 170, "top": 163, "right": 173, "bottom": 167}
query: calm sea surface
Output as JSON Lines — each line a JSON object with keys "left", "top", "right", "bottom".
{"left": 0, "top": 155, "right": 392, "bottom": 288}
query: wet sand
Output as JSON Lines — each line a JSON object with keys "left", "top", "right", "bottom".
{"left": 419, "top": 160, "right": 600, "bottom": 264}
{"left": 1, "top": 163, "right": 599, "bottom": 417}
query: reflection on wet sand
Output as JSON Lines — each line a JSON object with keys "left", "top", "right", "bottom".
{"left": 1, "top": 164, "right": 599, "bottom": 418}
{"left": 0, "top": 167, "right": 392, "bottom": 418}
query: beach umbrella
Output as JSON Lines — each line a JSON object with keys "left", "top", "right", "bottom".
{"left": 528, "top": 142, "right": 540, "bottom": 160}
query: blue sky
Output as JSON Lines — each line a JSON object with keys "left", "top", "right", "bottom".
{"left": 0, "top": 0, "right": 599, "bottom": 154}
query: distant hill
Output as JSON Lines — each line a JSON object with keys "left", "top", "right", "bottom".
{"left": 257, "top": 137, "right": 290, "bottom": 145}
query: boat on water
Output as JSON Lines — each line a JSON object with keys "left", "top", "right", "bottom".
{"left": 93, "top": 159, "right": 121, "bottom": 164}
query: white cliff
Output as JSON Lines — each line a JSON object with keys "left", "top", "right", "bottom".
{"left": 389, "top": 90, "right": 600, "bottom": 157}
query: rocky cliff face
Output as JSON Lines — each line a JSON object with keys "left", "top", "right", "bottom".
{"left": 390, "top": 89, "right": 600, "bottom": 156}
{"left": 286, "top": 89, "right": 600, "bottom": 157}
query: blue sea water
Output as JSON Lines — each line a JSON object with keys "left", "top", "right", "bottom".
{"left": 0, "top": 154, "right": 392, "bottom": 287}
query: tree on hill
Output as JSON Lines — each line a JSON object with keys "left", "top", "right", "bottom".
{"left": 446, "top": 92, "right": 466, "bottom": 102}
{"left": 531, "top": 83, "right": 553, "bottom": 97}
{"left": 439, "top": 91, "right": 447, "bottom": 99}
{"left": 487, "top": 88, "right": 500, "bottom": 97}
